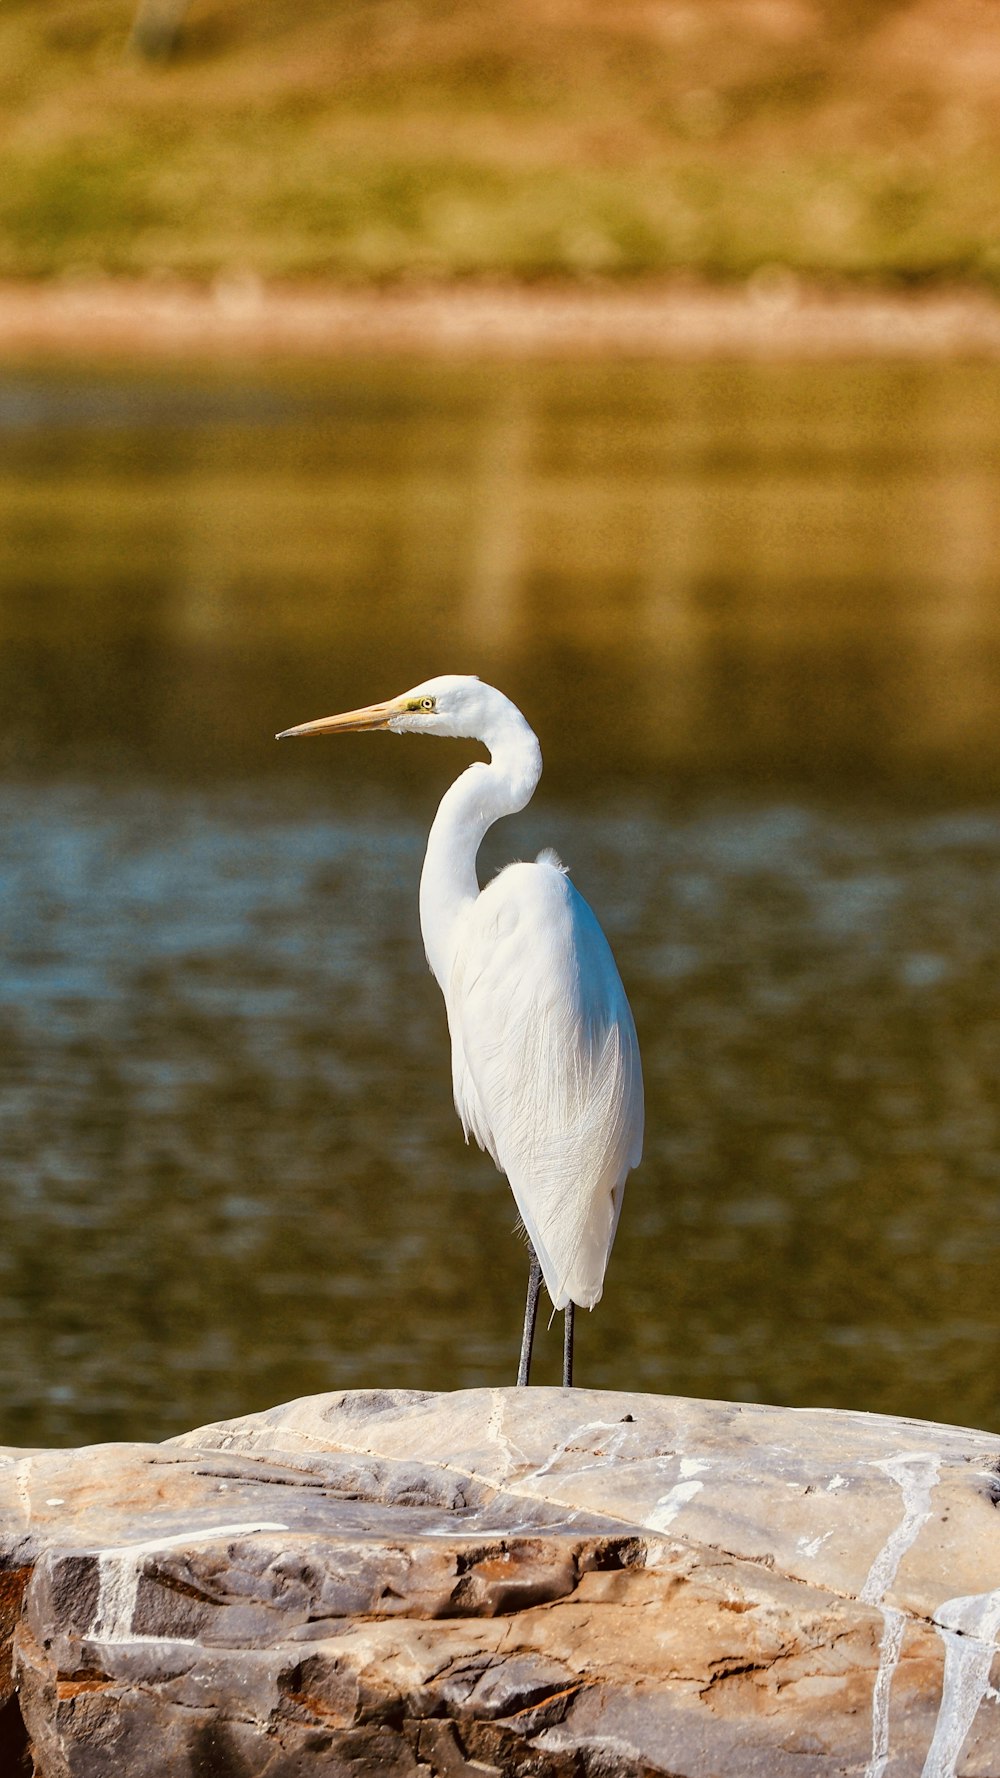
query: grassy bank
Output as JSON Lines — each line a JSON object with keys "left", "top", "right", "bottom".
{"left": 3, "top": 0, "right": 999, "bottom": 286}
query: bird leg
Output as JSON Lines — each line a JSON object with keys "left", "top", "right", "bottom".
{"left": 563, "top": 1303, "right": 575, "bottom": 1388}
{"left": 516, "top": 1249, "right": 543, "bottom": 1386}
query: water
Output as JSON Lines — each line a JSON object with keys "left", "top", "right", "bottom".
{"left": 2, "top": 356, "right": 1000, "bottom": 1446}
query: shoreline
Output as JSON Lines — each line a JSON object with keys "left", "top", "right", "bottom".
{"left": 4, "top": 277, "right": 1000, "bottom": 362}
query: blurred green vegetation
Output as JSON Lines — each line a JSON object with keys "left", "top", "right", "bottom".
{"left": 2, "top": 0, "right": 999, "bottom": 285}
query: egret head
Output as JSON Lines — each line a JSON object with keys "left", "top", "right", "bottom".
{"left": 277, "top": 675, "right": 527, "bottom": 746}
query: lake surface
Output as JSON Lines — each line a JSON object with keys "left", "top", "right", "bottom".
{"left": 2, "top": 356, "right": 1000, "bottom": 1446}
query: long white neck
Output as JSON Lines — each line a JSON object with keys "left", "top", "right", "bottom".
{"left": 419, "top": 712, "right": 542, "bottom": 991}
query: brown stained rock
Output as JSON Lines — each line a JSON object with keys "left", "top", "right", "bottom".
{"left": 0, "top": 1566, "right": 31, "bottom": 1699}
{"left": 1, "top": 1388, "right": 1000, "bottom": 1774}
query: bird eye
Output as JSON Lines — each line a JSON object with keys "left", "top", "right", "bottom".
{"left": 420, "top": 697, "right": 435, "bottom": 712}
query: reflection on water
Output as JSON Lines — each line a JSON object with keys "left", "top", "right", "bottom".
{"left": 3, "top": 357, "right": 1000, "bottom": 791}
{"left": 1, "top": 358, "right": 1000, "bottom": 1445}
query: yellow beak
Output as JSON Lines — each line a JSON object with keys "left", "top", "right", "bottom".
{"left": 276, "top": 697, "right": 402, "bottom": 740}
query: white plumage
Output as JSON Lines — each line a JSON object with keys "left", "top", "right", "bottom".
{"left": 277, "top": 673, "right": 644, "bottom": 1383}
{"left": 449, "top": 855, "right": 642, "bottom": 1309}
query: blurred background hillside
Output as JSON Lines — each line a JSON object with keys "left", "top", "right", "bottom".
{"left": 3, "top": 0, "right": 1000, "bottom": 286}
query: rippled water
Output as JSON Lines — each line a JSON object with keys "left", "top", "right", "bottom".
{"left": 2, "top": 358, "right": 1000, "bottom": 1445}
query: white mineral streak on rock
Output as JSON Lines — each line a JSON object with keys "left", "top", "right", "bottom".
{"left": 14, "top": 1461, "right": 32, "bottom": 1528}
{"left": 91, "top": 1521, "right": 288, "bottom": 1644}
{"left": 643, "top": 1454, "right": 711, "bottom": 1534}
{"left": 485, "top": 1388, "right": 523, "bottom": 1479}
{"left": 797, "top": 1530, "right": 834, "bottom": 1560}
{"left": 529, "top": 1420, "right": 630, "bottom": 1482}
{"left": 920, "top": 1588, "right": 1000, "bottom": 1777}
{"left": 860, "top": 1453, "right": 942, "bottom": 1778}
{"left": 860, "top": 1454, "right": 942, "bottom": 1607}
{"left": 866, "top": 1607, "right": 907, "bottom": 1778}
{"left": 827, "top": 1474, "right": 848, "bottom": 1491}
{"left": 679, "top": 1457, "right": 709, "bottom": 1480}
{"left": 648, "top": 1476, "right": 707, "bottom": 1532}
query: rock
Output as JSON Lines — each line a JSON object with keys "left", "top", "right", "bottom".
{"left": 1, "top": 1387, "right": 999, "bottom": 1775}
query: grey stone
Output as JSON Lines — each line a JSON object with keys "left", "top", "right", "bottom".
{"left": 1, "top": 1387, "right": 999, "bottom": 1773}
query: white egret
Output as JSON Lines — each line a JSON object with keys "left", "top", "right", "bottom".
{"left": 277, "top": 675, "right": 643, "bottom": 1386}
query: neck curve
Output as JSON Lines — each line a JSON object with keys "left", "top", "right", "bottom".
{"left": 419, "top": 709, "right": 542, "bottom": 990}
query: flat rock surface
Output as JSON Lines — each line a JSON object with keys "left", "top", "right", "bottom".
{"left": 1, "top": 1387, "right": 999, "bottom": 1775}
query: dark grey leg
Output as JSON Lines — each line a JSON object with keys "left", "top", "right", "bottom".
{"left": 563, "top": 1303, "right": 575, "bottom": 1388}
{"left": 516, "top": 1250, "right": 543, "bottom": 1386}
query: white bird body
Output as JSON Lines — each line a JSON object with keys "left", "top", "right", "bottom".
{"left": 446, "top": 855, "right": 642, "bottom": 1308}
{"left": 277, "top": 673, "right": 644, "bottom": 1377}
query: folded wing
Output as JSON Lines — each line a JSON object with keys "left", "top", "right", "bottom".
{"left": 447, "top": 855, "right": 643, "bottom": 1309}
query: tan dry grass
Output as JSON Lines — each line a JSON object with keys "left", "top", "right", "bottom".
{"left": 1, "top": 0, "right": 999, "bottom": 284}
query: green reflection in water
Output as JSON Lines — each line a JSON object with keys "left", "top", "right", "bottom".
{"left": 1, "top": 358, "right": 1000, "bottom": 1445}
